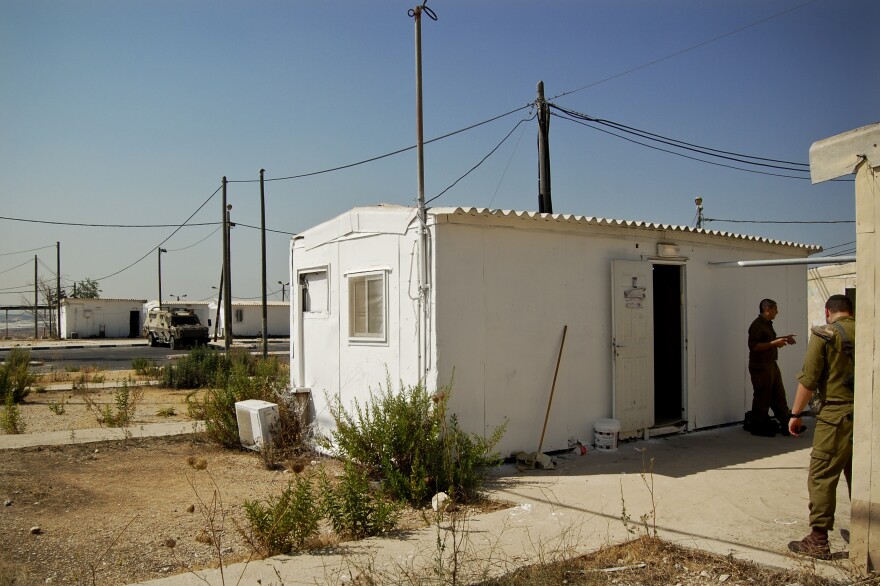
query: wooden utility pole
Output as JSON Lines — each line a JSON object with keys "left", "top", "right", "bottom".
{"left": 537, "top": 81, "right": 552, "bottom": 214}
{"left": 221, "top": 177, "right": 233, "bottom": 352}
{"left": 56, "top": 242, "right": 61, "bottom": 338}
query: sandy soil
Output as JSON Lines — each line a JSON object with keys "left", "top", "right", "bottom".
{"left": 0, "top": 373, "right": 429, "bottom": 585}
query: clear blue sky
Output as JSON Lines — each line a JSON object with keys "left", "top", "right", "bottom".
{"left": 1, "top": 0, "right": 876, "bottom": 303}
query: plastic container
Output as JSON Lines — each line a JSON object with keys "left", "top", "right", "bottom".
{"left": 594, "top": 418, "right": 621, "bottom": 453}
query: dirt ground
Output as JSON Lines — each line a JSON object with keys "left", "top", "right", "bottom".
{"left": 0, "top": 371, "right": 861, "bottom": 586}
{"left": 0, "top": 373, "right": 471, "bottom": 586}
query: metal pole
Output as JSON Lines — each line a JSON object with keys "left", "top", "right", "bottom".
{"left": 222, "top": 177, "right": 233, "bottom": 351}
{"left": 260, "top": 169, "right": 268, "bottom": 359}
{"left": 158, "top": 248, "right": 166, "bottom": 309}
{"left": 411, "top": 2, "right": 435, "bottom": 381}
{"left": 56, "top": 242, "right": 61, "bottom": 338}
{"left": 213, "top": 268, "right": 223, "bottom": 341}
{"left": 537, "top": 81, "right": 552, "bottom": 214}
{"left": 34, "top": 255, "right": 38, "bottom": 338}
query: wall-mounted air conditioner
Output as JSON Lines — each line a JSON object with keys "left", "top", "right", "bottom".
{"left": 234, "top": 400, "right": 279, "bottom": 450}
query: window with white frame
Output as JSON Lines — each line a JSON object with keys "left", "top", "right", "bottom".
{"left": 348, "top": 271, "right": 385, "bottom": 341}
{"left": 301, "top": 269, "right": 328, "bottom": 314}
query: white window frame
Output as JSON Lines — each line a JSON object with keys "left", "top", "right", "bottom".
{"left": 298, "top": 266, "right": 330, "bottom": 317}
{"left": 347, "top": 270, "right": 388, "bottom": 343}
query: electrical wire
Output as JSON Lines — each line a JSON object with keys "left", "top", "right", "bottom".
{"left": 552, "top": 104, "right": 812, "bottom": 172}
{"left": 555, "top": 106, "right": 810, "bottom": 169}
{"left": 0, "top": 216, "right": 219, "bottom": 228}
{"left": 235, "top": 223, "right": 298, "bottom": 236}
{"left": 167, "top": 227, "right": 222, "bottom": 252}
{"left": 704, "top": 218, "right": 854, "bottom": 224}
{"left": 232, "top": 287, "right": 285, "bottom": 301}
{"left": 487, "top": 116, "right": 529, "bottom": 208}
{"left": 0, "top": 245, "right": 56, "bottom": 257}
{"left": 0, "top": 258, "right": 33, "bottom": 276}
{"left": 552, "top": 111, "right": 834, "bottom": 181}
{"left": 550, "top": 0, "right": 821, "bottom": 100}
{"left": 426, "top": 113, "right": 536, "bottom": 205}
{"left": 226, "top": 105, "right": 532, "bottom": 184}
{"left": 822, "top": 240, "right": 856, "bottom": 252}
{"left": 94, "top": 184, "right": 223, "bottom": 282}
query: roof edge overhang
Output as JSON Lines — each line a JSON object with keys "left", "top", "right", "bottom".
{"left": 429, "top": 207, "right": 821, "bottom": 253}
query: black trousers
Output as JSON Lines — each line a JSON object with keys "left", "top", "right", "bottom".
{"left": 749, "top": 360, "right": 790, "bottom": 424}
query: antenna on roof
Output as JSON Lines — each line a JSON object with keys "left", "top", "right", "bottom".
{"left": 694, "top": 197, "right": 704, "bottom": 229}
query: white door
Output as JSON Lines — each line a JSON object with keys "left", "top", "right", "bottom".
{"left": 611, "top": 260, "right": 654, "bottom": 433}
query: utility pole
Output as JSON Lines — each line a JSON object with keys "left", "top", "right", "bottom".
{"left": 260, "top": 169, "right": 268, "bottom": 359}
{"left": 213, "top": 269, "right": 223, "bottom": 341}
{"left": 34, "top": 255, "right": 38, "bottom": 338}
{"left": 537, "top": 81, "right": 552, "bottom": 214}
{"left": 410, "top": 1, "right": 436, "bottom": 381}
{"left": 221, "top": 177, "right": 233, "bottom": 352}
{"left": 55, "top": 242, "right": 61, "bottom": 338}
{"left": 157, "top": 248, "right": 167, "bottom": 309}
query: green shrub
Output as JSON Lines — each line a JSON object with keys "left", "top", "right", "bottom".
{"left": 1, "top": 393, "right": 25, "bottom": 434}
{"left": 161, "top": 345, "right": 225, "bottom": 389}
{"left": 83, "top": 380, "right": 143, "bottom": 427}
{"left": 328, "top": 379, "right": 506, "bottom": 505}
{"left": 0, "top": 348, "right": 34, "bottom": 404}
{"left": 188, "top": 357, "right": 293, "bottom": 449}
{"left": 131, "top": 357, "right": 159, "bottom": 376}
{"left": 320, "top": 462, "right": 399, "bottom": 540}
{"left": 243, "top": 474, "right": 321, "bottom": 555}
{"left": 47, "top": 398, "right": 66, "bottom": 415}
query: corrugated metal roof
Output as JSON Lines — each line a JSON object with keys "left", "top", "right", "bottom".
{"left": 431, "top": 207, "right": 822, "bottom": 252}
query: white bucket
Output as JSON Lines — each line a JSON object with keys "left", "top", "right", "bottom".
{"left": 594, "top": 418, "right": 621, "bottom": 452}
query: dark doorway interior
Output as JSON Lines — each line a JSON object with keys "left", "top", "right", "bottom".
{"left": 653, "top": 265, "right": 684, "bottom": 425}
{"left": 129, "top": 311, "right": 140, "bottom": 338}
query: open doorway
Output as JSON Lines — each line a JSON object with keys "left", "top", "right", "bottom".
{"left": 653, "top": 264, "right": 685, "bottom": 426}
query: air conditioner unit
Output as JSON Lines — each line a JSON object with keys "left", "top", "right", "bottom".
{"left": 234, "top": 400, "right": 279, "bottom": 451}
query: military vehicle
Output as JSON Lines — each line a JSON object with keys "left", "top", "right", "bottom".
{"left": 143, "top": 307, "right": 210, "bottom": 349}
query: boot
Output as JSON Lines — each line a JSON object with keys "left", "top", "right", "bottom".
{"left": 788, "top": 528, "right": 831, "bottom": 559}
{"left": 751, "top": 419, "right": 776, "bottom": 437}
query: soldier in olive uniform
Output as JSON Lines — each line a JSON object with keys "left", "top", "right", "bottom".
{"left": 747, "top": 299, "right": 797, "bottom": 437}
{"left": 787, "top": 294, "right": 855, "bottom": 559}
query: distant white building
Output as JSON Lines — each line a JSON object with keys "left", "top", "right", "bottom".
{"left": 289, "top": 205, "right": 818, "bottom": 456}
{"left": 806, "top": 262, "right": 856, "bottom": 327}
{"left": 61, "top": 298, "right": 147, "bottom": 339}
{"left": 209, "top": 300, "right": 290, "bottom": 338}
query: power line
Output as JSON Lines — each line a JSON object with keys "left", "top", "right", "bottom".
{"left": 550, "top": 0, "right": 821, "bottom": 100}
{"left": 552, "top": 110, "right": 819, "bottom": 181}
{"left": 0, "top": 258, "right": 33, "bottom": 276}
{"left": 236, "top": 223, "right": 298, "bottom": 236}
{"left": 822, "top": 240, "right": 856, "bottom": 252}
{"left": 426, "top": 113, "right": 536, "bottom": 205}
{"left": 488, "top": 116, "right": 530, "bottom": 208}
{"left": 705, "top": 218, "right": 854, "bottom": 224}
{"left": 226, "top": 105, "right": 532, "bottom": 184}
{"left": 0, "top": 216, "right": 219, "bottom": 228}
{"left": 166, "top": 227, "right": 222, "bottom": 252}
{"left": 94, "top": 184, "right": 223, "bottom": 282}
{"left": 557, "top": 107, "right": 810, "bottom": 169}
{"left": 0, "top": 245, "right": 56, "bottom": 257}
